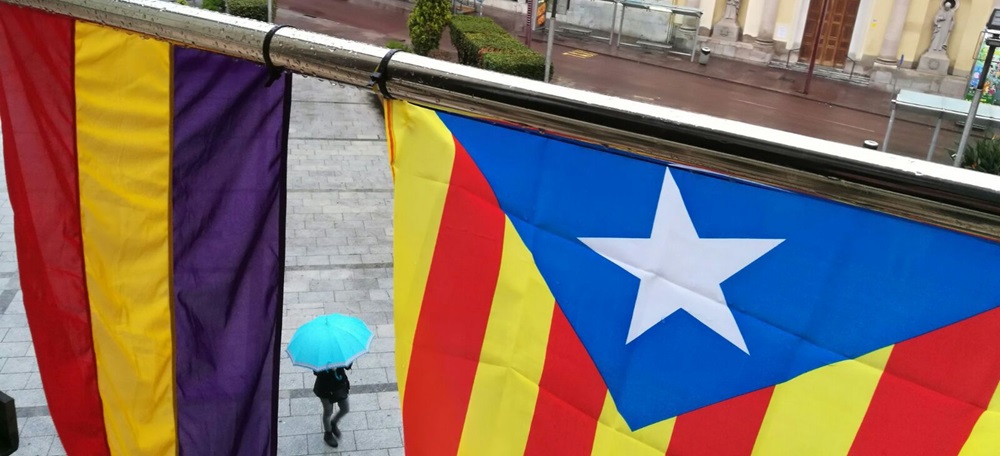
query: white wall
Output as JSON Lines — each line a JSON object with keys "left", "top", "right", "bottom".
{"left": 693, "top": 0, "right": 716, "bottom": 30}
{"left": 743, "top": 0, "right": 766, "bottom": 38}
{"left": 848, "top": 0, "right": 875, "bottom": 59}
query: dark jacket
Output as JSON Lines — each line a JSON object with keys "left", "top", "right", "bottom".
{"left": 313, "top": 367, "right": 350, "bottom": 401}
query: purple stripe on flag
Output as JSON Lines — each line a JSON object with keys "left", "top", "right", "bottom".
{"left": 172, "top": 47, "right": 289, "bottom": 456}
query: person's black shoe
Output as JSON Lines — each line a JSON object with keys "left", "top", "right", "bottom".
{"left": 323, "top": 431, "right": 338, "bottom": 448}
{"left": 332, "top": 424, "right": 342, "bottom": 439}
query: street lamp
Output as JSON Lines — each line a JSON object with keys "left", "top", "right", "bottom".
{"left": 544, "top": 0, "right": 558, "bottom": 83}
{"left": 955, "top": 8, "right": 1000, "bottom": 167}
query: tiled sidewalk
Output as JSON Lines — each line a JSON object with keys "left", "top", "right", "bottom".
{"left": 0, "top": 76, "right": 404, "bottom": 455}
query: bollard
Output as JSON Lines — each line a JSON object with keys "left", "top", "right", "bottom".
{"left": 0, "top": 391, "right": 17, "bottom": 456}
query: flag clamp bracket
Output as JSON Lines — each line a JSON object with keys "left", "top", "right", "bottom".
{"left": 262, "top": 24, "right": 290, "bottom": 87}
{"left": 369, "top": 49, "right": 401, "bottom": 99}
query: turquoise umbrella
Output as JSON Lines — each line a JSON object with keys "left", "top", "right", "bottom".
{"left": 286, "top": 314, "right": 373, "bottom": 371}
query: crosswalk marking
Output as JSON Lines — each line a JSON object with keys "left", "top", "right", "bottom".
{"left": 563, "top": 49, "right": 597, "bottom": 58}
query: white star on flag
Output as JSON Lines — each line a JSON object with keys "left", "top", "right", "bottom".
{"left": 580, "top": 169, "right": 783, "bottom": 354}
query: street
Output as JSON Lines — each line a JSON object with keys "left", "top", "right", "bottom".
{"left": 276, "top": 0, "right": 971, "bottom": 163}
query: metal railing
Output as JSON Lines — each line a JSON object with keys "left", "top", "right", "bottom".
{"left": 779, "top": 48, "right": 866, "bottom": 85}
{"left": 2, "top": 0, "right": 998, "bottom": 239}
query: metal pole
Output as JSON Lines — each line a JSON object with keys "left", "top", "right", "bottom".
{"left": 882, "top": 102, "right": 896, "bottom": 152}
{"left": 525, "top": 0, "right": 534, "bottom": 46}
{"left": 618, "top": 3, "right": 627, "bottom": 47}
{"left": 927, "top": 113, "right": 943, "bottom": 161}
{"left": 3, "top": 0, "right": 1000, "bottom": 239}
{"left": 544, "top": 0, "right": 557, "bottom": 82}
{"left": 609, "top": 0, "right": 618, "bottom": 48}
{"left": 266, "top": 0, "right": 272, "bottom": 22}
{"left": 803, "top": 0, "right": 830, "bottom": 95}
{"left": 956, "top": 43, "right": 997, "bottom": 167}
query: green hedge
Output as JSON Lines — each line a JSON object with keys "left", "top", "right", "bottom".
{"left": 450, "top": 15, "right": 549, "bottom": 81}
{"left": 201, "top": 0, "right": 225, "bottom": 12}
{"left": 228, "top": 0, "right": 268, "bottom": 21}
{"left": 407, "top": 0, "right": 451, "bottom": 55}
{"left": 482, "top": 49, "right": 546, "bottom": 81}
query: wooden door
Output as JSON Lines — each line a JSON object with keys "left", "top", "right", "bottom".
{"left": 799, "top": 0, "right": 861, "bottom": 68}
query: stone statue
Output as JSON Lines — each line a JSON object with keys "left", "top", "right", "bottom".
{"left": 723, "top": 0, "right": 740, "bottom": 21}
{"left": 713, "top": 0, "right": 741, "bottom": 42}
{"left": 918, "top": 0, "right": 958, "bottom": 74}
{"left": 929, "top": 0, "right": 957, "bottom": 53}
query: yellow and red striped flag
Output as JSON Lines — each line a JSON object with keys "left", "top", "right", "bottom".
{"left": 386, "top": 99, "right": 1000, "bottom": 456}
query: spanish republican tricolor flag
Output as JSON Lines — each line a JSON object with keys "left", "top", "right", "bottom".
{"left": 387, "top": 98, "right": 1000, "bottom": 456}
{"left": 0, "top": 5, "right": 288, "bottom": 456}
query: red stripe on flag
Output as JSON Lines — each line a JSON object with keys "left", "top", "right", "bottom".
{"left": 0, "top": 7, "right": 111, "bottom": 455}
{"left": 848, "top": 307, "right": 1000, "bottom": 456}
{"left": 666, "top": 386, "right": 775, "bottom": 456}
{"left": 400, "top": 138, "right": 505, "bottom": 456}
{"left": 524, "top": 304, "right": 608, "bottom": 456}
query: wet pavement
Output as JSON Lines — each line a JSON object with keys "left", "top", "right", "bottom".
{"left": 276, "top": 0, "right": 978, "bottom": 164}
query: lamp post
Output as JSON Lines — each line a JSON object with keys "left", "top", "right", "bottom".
{"left": 802, "top": 0, "right": 830, "bottom": 95}
{"left": 544, "top": 0, "right": 557, "bottom": 82}
{"left": 956, "top": 9, "right": 1000, "bottom": 167}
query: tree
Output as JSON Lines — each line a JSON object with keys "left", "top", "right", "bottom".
{"left": 408, "top": 0, "right": 451, "bottom": 56}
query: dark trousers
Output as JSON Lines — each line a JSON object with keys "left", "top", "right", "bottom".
{"left": 321, "top": 397, "right": 349, "bottom": 433}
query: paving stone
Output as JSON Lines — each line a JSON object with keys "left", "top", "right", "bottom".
{"left": 354, "top": 428, "right": 402, "bottom": 451}
{"left": 337, "top": 409, "right": 368, "bottom": 431}
{"left": 13, "top": 435, "right": 53, "bottom": 456}
{"left": 0, "top": 372, "right": 30, "bottom": 390}
{"left": 290, "top": 397, "right": 322, "bottom": 416}
{"left": 21, "top": 415, "right": 56, "bottom": 437}
{"left": 24, "top": 372, "right": 43, "bottom": 390}
{"left": 1, "top": 356, "right": 37, "bottom": 374}
{"left": 280, "top": 372, "right": 305, "bottom": 390}
{"left": 349, "top": 368, "right": 388, "bottom": 386}
{"left": 9, "top": 388, "right": 47, "bottom": 407}
{"left": 341, "top": 450, "right": 389, "bottom": 456}
{"left": 365, "top": 409, "right": 401, "bottom": 430}
{"left": 277, "top": 435, "right": 310, "bottom": 456}
{"left": 3, "top": 326, "right": 31, "bottom": 342}
{"left": 279, "top": 415, "right": 320, "bottom": 437}
{"left": 377, "top": 392, "right": 400, "bottom": 411}
{"left": 369, "top": 338, "right": 394, "bottom": 353}
{"left": 0, "top": 340, "right": 30, "bottom": 357}
{"left": 347, "top": 393, "right": 380, "bottom": 412}
{"left": 0, "top": 313, "right": 26, "bottom": 328}
{"left": 47, "top": 438, "right": 66, "bottom": 456}
{"left": 306, "top": 429, "right": 357, "bottom": 453}
{"left": 278, "top": 397, "right": 291, "bottom": 418}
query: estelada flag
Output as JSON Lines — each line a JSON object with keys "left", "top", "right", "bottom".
{"left": 386, "top": 99, "right": 1000, "bottom": 455}
{"left": 0, "top": 5, "right": 289, "bottom": 456}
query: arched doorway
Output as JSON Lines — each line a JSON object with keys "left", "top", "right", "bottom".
{"left": 798, "top": 0, "right": 861, "bottom": 68}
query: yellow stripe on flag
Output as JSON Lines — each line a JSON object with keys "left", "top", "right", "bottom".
{"left": 591, "top": 391, "right": 674, "bottom": 455}
{"left": 75, "top": 24, "right": 175, "bottom": 456}
{"left": 387, "top": 100, "right": 457, "bottom": 403}
{"left": 958, "top": 380, "right": 1000, "bottom": 455}
{"left": 457, "top": 217, "right": 556, "bottom": 455}
{"left": 751, "top": 346, "right": 893, "bottom": 456}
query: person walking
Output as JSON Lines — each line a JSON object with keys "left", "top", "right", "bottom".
{"left": 287, "top": 314, "right": 370, "bottom": 448}
{"left": 313, "top": 364, "right": 351, "bottom": 447}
